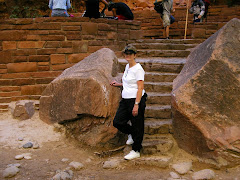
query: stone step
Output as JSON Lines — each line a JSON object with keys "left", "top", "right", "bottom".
{"left": 124, "top": 134, "right": 175, "bottom": 156}
{"left": 142, "top": 135, "right": 174, "bottom": 155}
{"left": 135, "top": 39, "right": 204, "bottom": 44}
{"left": 145, "top": 71, "right": 177, "bottom": 82}
{"left": 118, "top": 58, "right": 186, "bottom": 73}
{"left": 132, "top": 43, "right": 198, "bottom": 50}
{"left": 145, "top": 105, "right": 171, "bottom": 119}
{"left": 144, "top": 118, "right": 172, "bottom": 135}
{"left": 137, "top": 49, "right": 191, "bottom": 57}
{"left": 0, "top": 103, "right": 9, "bottom": 110}
{"left": 147, "top": 92, "right": 171, "bottom": 105}
{"left": 119, "top": 72, "right": 177, "bottom": 82}
{"left": 0, "top": 109, "right": 8, "bottom": 113}
{"left": 0, "top": 97, "right": 11, "bottom": 103}
{"left": 145, "top": 82, "right": 172, "bottom": 93}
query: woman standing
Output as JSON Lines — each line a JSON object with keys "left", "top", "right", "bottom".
{"left": 49, "top": 0, "right": 71, "bottom": 17}
{"left": 110, "top": 45, "right": 147, "bottom": 160}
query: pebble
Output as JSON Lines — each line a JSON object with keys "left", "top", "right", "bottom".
{"left": 69, "top": 161, "right": 84, "bottom": 171}
{"left": 61, "top": 158, "right": 69, "bottom": 162}
{"left": 52, "top": 170, "right": 73, "bottom": 180}
{"left": 23, "top": 142, "right": 33, "bottom": 148}
{"left": 15, "top": 154, "right": 24, "bottom": 160}
{"left": 103, "top": 159, "right": 120, "bottom": 169}
{"left": 172, "top": 161, "right": 192, "bottom": 175}
{"left": 192, "top": 169, "right": 215, "bottom": 180}
{"left": 33, "top": 142, "right": 40, "bottom": 149}
{"left": 85, "top": 158, "right": 92, "bottom": 163}
{"left": 23, "top": 153, "right": 32, "bottom": 160}
{"left": 3, "top": 166, "right": 20, "bottom": 178}
{"left": 18, "top": 137, "right": 24, "bottom": 141}
{"left": 24, "top": 155, "right": 32, "bottom": 160}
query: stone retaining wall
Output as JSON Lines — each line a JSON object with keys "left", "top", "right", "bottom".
{"left": 0, "top": 17, "right": 142, "bottom": 106}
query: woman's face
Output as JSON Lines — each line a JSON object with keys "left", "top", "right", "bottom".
{"left": 124, "top": 52, "right": 136, "bottom": 62}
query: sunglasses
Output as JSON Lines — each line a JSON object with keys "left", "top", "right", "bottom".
{"left": 124, "top": 52, "right": 134, "bottom": 55}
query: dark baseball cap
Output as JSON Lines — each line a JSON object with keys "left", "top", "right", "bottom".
{"left": 123, "top": 45, "right": 137, "bottom": 54}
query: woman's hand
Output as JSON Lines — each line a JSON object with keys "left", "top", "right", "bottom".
{"left": 132, "top": 104, "right": 139, "bottom": 116}
{"left": 110, "top": 80, "right": 120, "bottom": 87}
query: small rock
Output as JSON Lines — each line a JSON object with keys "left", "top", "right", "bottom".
{"left": 52, "top": 170, "right": 73, "bottom": 180}
{"left": 24, "top": 155, "right": 32, "bottom": 160}
{"left": 85, "top": 158, "right": 92, "bottom": 163}
{"left": 9, "top": 100, "right": 35, "bottom": 120}
{"left": 170, "top": 171, "right": 180, "bottom": 179}
{"left": 192, "top": 169, "right": 215, "bottom": 180}
{"left": 3, "top": 166, "right": 20, "bottom": 178}
{"left": 7, "top": 163, "right": 21, "bottom": 168}
{"left": 103, "top": 159, "right": 120, "bottom": 169}
{"left": 61, "top": 158, "right": 69, "bottom": 162}
{"left": 18, "top": 122, "right": 25, "bottom": 128}
{"left": 172, "top": 162, "right": 192, "bottom": 175}
{"left": 69, "top": 161, "right": 84, "bottom": 171}
{"left": 18, "top": 137, "right": 24, "bottom": 141}
{"left": 15, "top": 154, "right": 24, "bottom": 160}
{"left": 32, "top": 142, "right": 40, "bottom": 149}
{"left": 22, "top": 153, "right": 32, "bottom": 160}
{"left": 23, "top": 142, "right": 33, "bottom": 148}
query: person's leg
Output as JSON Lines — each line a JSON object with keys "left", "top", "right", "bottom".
{"left": 51, "top": 9, "right": 69, "bottom": 17}
{"left": 162, "top": 13, "right": 170, "bottom": 39}
{"left": 64, "top": 10, "right": 70, "bottom": 17}
{"left": 124, "top": 94, "right": 147, "bottom": 160}
{"left": 130, "top": 94, "right": 147, "bottom": 152}
{"left": 113, "top": 99, "right": 132, "bottom": 135}
{"left": 166, "top": 25, "right": 170, "bottom": 39}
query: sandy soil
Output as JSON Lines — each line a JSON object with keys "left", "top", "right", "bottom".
{"left": 1, "top": 111, "right": 240, "bottom": 180}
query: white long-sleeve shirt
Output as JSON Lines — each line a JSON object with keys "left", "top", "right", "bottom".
{"left": 49, "top": 0, "right": 71, "bottom": 10}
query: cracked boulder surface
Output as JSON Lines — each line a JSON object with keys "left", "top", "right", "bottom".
{"left": 171, "top": 18, "right": 240, "bottom": 167}
{"left": 39, "top": 48, "right": 123, "bottom": 148}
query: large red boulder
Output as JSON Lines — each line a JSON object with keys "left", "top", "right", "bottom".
{"left": 172, "top": 18, "right": 240, "bottom": 167}
{"left": 39, "top": 48, "right": 123, "bottom": 148}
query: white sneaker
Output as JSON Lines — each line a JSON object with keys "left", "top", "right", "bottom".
{"left": 126, "top": 134, "right": 134, "bottom": 145}
{"left": 124, "top": 150, "right": 140, "bottom": 160}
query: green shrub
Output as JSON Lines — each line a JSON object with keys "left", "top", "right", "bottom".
{"left": 10, "top": 5, "right": 41, "bottom": 18}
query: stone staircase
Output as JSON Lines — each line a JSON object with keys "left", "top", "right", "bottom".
{"left": 118, "top": 39, "right": 204, "bottom": 164}
{"left": 134, "top": 5, "right": 240, "bottom": 39}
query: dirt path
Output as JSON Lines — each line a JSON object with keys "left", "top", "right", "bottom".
{"left": 1, "top": 112, "right": 240, "bottom": 180}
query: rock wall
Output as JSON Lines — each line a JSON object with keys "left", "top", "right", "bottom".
{"left": 0, "top": 17, "right": 142, "bottom": 107}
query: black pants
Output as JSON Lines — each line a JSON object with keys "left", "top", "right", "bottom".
{"left": 113, "top": 93, "right": 147, "bottom": 152}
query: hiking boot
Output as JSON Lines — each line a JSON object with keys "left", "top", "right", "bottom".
{"left": 124, "top": 150, "right": 140, "bottom": 160}
{"left": 126, "top": 134, "right": 134, "bottom": 145}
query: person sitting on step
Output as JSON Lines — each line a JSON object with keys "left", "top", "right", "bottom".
{"left": 49, "top": 0, "right": 71, "bottom": 17}
{"left": 108, "top": 1, "right": 134, "bottom": 20}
